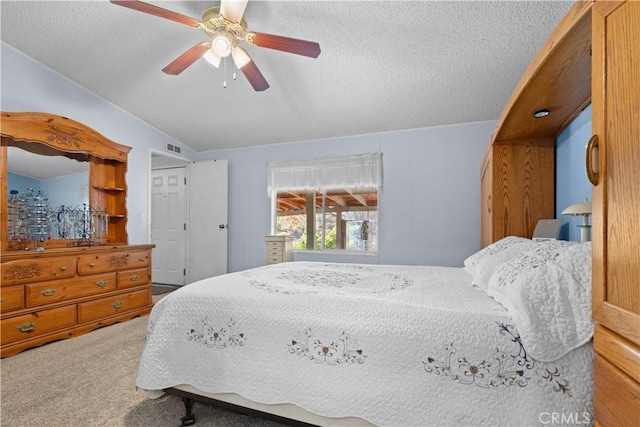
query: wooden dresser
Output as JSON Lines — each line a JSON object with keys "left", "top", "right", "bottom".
{"left": 1, "top": 245, "right": 153, "bottom": 357}
{"left": 1, "top": 112, "right": 155, "bottom": 357}
{"left": 486, "top": 1, "right": 639, "bottom": 425}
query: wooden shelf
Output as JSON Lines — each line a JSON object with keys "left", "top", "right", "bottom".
{"left": 492, "top": 0, "right": 593, "bottom": 144}
{"left": 94, "top": 186, "right": 125, "bottom": 192}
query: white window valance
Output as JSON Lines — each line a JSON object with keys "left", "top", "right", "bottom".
{"left": 267, "top": 153, "right": 382, "bottom": 197}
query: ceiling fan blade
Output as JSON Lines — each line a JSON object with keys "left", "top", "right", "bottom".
{"left": 236, "top": 53, "right": 269, "bottom": 92}
{"left": 249, "top": 32, "right": 321, "bottom": 58}
{"left": 109, "top": 1, "right": 200, "bottom": 27}
{"left": 162, "top": 42, "right": 211, "bottom": 75}
{"left": 220, "top": 0, "right": 249, "bottom": 24}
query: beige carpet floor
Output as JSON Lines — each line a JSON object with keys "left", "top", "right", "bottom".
{"left": 0, "top": 294, "right": 286, "bottom": 427}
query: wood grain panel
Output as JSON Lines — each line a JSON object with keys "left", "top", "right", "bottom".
{"left": 480, "top": 146, "right": 493, "bottom": 248}
{"left": 0, "top": 285, "right": 24, "bottom": 312}
{"left": 592, "top": 0, "right": 640, "bottom": 346}
{"left": 25, "top": 273, "right": 117, "bottom": 307}
{"left": 593, "top": 354, "right": 640, "bottom": 426}
{"left": 1, "top": 305, "right": 76, "bottom": 345}
{"left": 603, "top": 0, "right": 640, "bottom": 314}
{"left": 492, "top": 140, "right": 555, "bottom": 240}
{"left": 1, "top": 257, "right": 76, "bottom": 286}
{"left": 116, "top": 268, "right": 149, "bottom": 290}
{"left": 77, "top": 289, "right": 149, "bottom": 323}
{"left": 594, "top": 324, "right": 640, "bottom": 384}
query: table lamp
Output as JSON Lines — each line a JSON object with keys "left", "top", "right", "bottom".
{"left": 561, "top": 198, "right": 592, "bottom": 242}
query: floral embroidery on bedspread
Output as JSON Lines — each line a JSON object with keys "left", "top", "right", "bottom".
{"left": 241, "top": 264, "right": 412, "bottom": 295}
{"left": 186, "top": 317, "right": 246, "bottom": 349}
{"left": 422, "top": 322, "right": 572, "bottom": 396}
{"left": 495, "top": 241, "right": 576, "bottom": 288}
{"left": 288, "top": 327, "right": 366, "bottom": 365}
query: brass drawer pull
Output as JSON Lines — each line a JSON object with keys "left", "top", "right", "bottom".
{"left": 60, "top": 266, "right": 67, "bottom": 272}
{"left": 138, "top": 257, "right": 146, "bottom": 262}
{"left": 95, "top": 280, "right": 109, "bottom": 288}
{"left": 130, "top": 275, "right": 139, "bottom": 281}
{"left": 16, "top": 322, "right": 37, "bottom": 333}
{"left": 41, "top": 288, "right": 57, "bottom": 297}
{"left": 112, "top": 300, "right": 124, "bottom": 309}
{"left": 88, "top": 262, "right": 96, "bottom": 268}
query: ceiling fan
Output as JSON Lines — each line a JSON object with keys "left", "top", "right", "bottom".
{"left": 110, "top": 0, "right": 321, "bottom": 91}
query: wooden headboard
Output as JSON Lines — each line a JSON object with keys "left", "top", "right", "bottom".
{"left": 480, "top": 1, "right": 593, "bottom": 247}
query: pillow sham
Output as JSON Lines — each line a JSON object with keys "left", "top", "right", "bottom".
{"left": 463, "top": 236, "right": 536, "bottom": 291}
{"left": 486, "top": 240, "right": 592, "bottom": 362}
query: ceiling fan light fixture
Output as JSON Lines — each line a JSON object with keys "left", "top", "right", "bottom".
{"left": 231, "top": 47, "right": 252, "bottom": 68}
{"left": 211, "top": 33, "right": 232, "bottom": 57}
{"left": 203, "top": 48, "right": 222, "bottom": 68}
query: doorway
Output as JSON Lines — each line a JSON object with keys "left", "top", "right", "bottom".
{"left": 149, "top": 153, "right": 229, "bottom": 286}
{"left": 150, "top": 153, "right": 189, "bottom": 285}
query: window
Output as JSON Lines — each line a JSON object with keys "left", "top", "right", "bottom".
{"left": 267, "top": 153, "right": 381, "bottom": 252}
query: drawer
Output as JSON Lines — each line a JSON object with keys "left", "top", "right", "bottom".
{"left": 267, "top": 247, "right": 284, "bottom": 256}
{"left": 594, "top": 353, "right": 640, "bottom": 426}
{"left": 267, "top": 241, "right": 283, "bottom": 249}
{"left": 125, "top": 250, "right": 151, "bottom": 269}
{"left": 1, "top": 257, "right": 76, "bottom": 285}
{"left": 77, "top": 289, "right": 149, "bottom": 323}
{"left": 1, "top": 285, "right": 24, "bottom": 312}
{"left": 77, "top": 250, "right": 151, "bottom": 275}
{"left": 25, "top": 273, "right": 117, "bottom": 307}
{"left": 267, "top": 255, "right": 284, "bottom": 264}
{"left": 117, "top": 268, "right": 149, "bottom": 290}
{"left": 1, "top": 305, "right": 76, "bottom": 345}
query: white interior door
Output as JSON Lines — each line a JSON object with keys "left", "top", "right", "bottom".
{"left": 188, "top": 159, "right": 228, "bottom": 283}
{"left": 150, "top": 167, "right": 187, "bottom": 285}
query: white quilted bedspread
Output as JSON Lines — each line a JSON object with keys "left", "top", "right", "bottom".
{"left": 136, "top": 262, "right": 593, "bottom": 426}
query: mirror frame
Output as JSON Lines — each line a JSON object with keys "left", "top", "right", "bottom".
{"left": 1, "top": 111, "right": 131, "bottom": 251}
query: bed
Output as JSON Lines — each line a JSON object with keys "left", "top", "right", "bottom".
{"left": 136, "top": 238, "right": 594, "bottom": 426}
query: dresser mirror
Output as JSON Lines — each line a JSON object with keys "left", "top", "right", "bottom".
{"left": 6, "top": 145, "right": 91, "bottom": 245}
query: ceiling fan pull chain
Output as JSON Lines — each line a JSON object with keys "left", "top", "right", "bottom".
{"left": 223, "top": 56, "right": 227, "bottom": 88}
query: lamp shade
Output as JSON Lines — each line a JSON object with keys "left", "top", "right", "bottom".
{"left": 561, "top": 197, "right": 592, "bottom": 242}
{"left": 562, "top": 198, "right": 591, "bottom": 216}
{"left": 203, "top": 49, "right": 221, "bottom": 68}
{"left": 231, "top": 47, "right": 251, "bottom": 68}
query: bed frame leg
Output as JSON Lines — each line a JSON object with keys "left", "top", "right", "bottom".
{"left": 180, "top": 396, "right": 196, "bottom": 426}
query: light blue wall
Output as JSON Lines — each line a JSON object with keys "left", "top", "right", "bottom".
{"left": 41, "top": 172, "right": 89, "bottom": 209}
{"left": 197, "top": 121, "right": 494, "bottom": 272}
{"left": 3, "top": 41, "right": 494, "bottom": 272}
{"left": 555, "top": 104, "right": 592, "bottom": 241}
{"left": 7, "top": 172, "right": 40, "bottom": 196}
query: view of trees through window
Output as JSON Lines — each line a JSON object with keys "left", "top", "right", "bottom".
{"left": 275, "top": 190, "right": 378, "bottom": 252}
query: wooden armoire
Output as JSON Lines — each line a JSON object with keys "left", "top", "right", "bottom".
{"left": 483, "top": 1, "right": 639, "bottom": 425}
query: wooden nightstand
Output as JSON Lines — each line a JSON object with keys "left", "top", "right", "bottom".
{"left": 264, "top": 235, "right": 293, "bottom": 265}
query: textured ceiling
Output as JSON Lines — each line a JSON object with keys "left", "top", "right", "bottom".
{"left": 1, "top": 1, "right": 574, "bottom": 153}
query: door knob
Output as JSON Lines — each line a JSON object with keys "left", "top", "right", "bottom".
{"left": 219, "top": 224, "right": 228, "bottom": 229}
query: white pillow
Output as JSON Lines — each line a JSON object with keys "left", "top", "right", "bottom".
{"left": 463, "top": 236, "right": 536, "bottom": 291}
{"left": 486, "top": 241, "right": 592, "bottom": 362}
